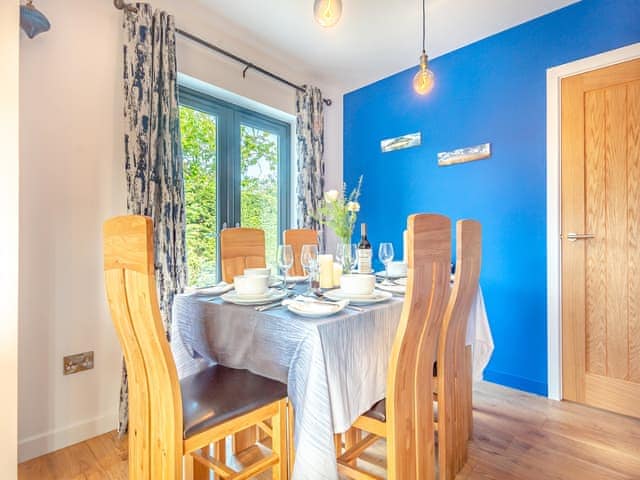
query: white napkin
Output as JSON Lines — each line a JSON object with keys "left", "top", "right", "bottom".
{"left": 188, "top": 282, "right": 233, "bottom": 296}
{"left": 468, "top": 288, "right": 494, "bottom": 381}
{"left": 285, "top": 296, "right": 349, "bottom": 314}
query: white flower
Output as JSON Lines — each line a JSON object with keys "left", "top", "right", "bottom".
{"left": 324, "top": 190, "right": 339, "bottom": 203}
{"left": 347, "top": 201, "right": 360, "bottom": 212}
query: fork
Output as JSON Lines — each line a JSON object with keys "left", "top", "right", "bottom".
{"left": 255, "top": 301, "right": 285, "bottom": 312}
{"left": 255, "top": 293, "right": 294, "bottom": 312}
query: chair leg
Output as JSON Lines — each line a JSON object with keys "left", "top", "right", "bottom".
{"left": 214, "top": 441, "right": 226, "bottom": 480}
{"left": 334, "top": 433, "right": 342, "bottom": 456}
{"left": 287, "top": 400, "right": 295, "bottom": 478}
{"left": 344, "top": 428, "right": 361, "bottom": 466}
{"left": 345, "top": 428, "right": 360, "bottom": 450}
{"left": 233, "top": 427, "right": 257, "bottom": 454}
{"left": 439, "top": 369, "right": 471, "bottom": 480}
{"left": 272, "top": 399, "right": 288, "bottom": 480}
{"left": 193, "top": 447, "right": 211, "bottom": 480}
{"left": 184, "top": 452, "right": 195, "bottom": 480}
{"left": 465, "top": 346, "right": 473, "bottom": 440}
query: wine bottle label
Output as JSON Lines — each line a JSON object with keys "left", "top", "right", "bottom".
{"left": 358, "top": 249, "right": 372, "bottom": 273}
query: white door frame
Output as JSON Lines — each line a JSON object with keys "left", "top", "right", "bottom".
{"left": 546, "top": 42, "right": 640, "bottom": 400}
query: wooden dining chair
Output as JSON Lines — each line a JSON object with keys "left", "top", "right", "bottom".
{"left": 283, "top": 229, "right": 318, "bottom": 276}
{"left": 336, "top": 213, "right": 452, "bottom": 480}
{"left": 220, "top": 227, "right": 266, "bottom": 283}
{"left": 104, "top": 215, "right": 288, "bottom": 480}
{"left": 433, "top": 220, "right": 482, "bottom": 480}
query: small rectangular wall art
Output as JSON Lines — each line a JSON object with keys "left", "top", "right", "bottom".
{"left": 438, "top": 143, "right": 491, "bottom": 166}
{"left": 380, "top": 132, "right": 421, "bottom": 153}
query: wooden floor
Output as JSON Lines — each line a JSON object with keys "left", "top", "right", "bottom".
{"left": 18, "top": 382, "right": 640, "bottom": 479}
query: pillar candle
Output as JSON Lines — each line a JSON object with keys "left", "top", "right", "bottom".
{"left": 403, "top": 229, "right": 408, "bottom": 263}
{"left": 319, "top": 254, "right": 334, "bottom": 289}
{"left": 333, "top": 262, "right": 342, "bottom": 287}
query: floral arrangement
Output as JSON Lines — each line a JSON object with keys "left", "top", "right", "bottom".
{"left": 314, "top": 175, "right": 363, "bottom": 244}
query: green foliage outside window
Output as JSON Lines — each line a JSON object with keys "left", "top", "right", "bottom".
{"left": 181, "top": 107, "right": 218, "bottom": 287}
{"left": 180, "top": 106, "right": 280, "bottom": 287}
{"left": 240, "top": 124, "right": 278, "bottom": 272}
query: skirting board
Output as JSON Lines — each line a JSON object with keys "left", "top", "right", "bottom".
{"left": 18, "top": 411, "right": 117, "bottom": 463}
{"left": 483, "top": 369, "right": 548, "bottom": 397}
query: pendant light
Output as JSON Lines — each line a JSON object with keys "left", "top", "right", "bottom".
{"left": 413, "top": 0, "right": 434, "bottom": 95}
{"left": 314, "top": 0, "right": 343, "bottom": 28}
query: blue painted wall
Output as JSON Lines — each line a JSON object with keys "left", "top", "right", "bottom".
{"left": 343, "top": 0, "right": 640, "bottom": 395}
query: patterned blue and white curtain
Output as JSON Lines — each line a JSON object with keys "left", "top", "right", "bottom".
{"left": 296, "top": 86, "right": 325, "bottom": 232}
{"left": 119, "top": 3, "right": 186, "bottom": 433}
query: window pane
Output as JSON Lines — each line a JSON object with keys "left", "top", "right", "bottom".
{"left": 240, "top": 124, "right": 279, "bottom": 269}
{"left": 180, "top": 106, "right": 218, "bottom": 287}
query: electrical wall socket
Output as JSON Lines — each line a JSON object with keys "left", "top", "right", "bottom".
{"left": 63, "top": 351, "right": 94, "bottom": 375}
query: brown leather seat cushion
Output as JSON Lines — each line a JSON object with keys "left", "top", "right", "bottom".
{"left": 181, "top": 364, "right": 287, "bottom": 439}
{"left": 364, "top": 399, "right": 387, "bottom": 422}
{"left": 363, "top": 398, "right": 439, "bottom": 424}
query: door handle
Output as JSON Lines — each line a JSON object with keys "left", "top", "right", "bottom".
{"left": 566, "top": 232, "right": 596, "bottom": 242}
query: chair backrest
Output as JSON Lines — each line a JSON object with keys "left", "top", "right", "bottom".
{"left": 220, "top": 227, "right": 266, "bottom": 283}
{"left": 437, "top": 220, "right": 482, "bottom": 479}
{"left": 103, "top": 215, "right": 183, "bottom": 480}
{"left": 386, "top": 213, "right": 452, "bottom": 480}
{"left": 283, "top": 228, "right": 319, "bottom": 276}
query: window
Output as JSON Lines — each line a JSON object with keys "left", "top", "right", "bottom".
{"left": 179, "top": 86, "right": 291, "bottom": 287}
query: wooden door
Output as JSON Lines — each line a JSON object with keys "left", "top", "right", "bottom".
{"left": 561, "top": 58, "right": 640, "bottom": 418}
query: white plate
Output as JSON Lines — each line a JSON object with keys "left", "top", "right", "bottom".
{"left": 327, "top": 290, "right": 383, "bottom": 300}
{"left": 324, "top": 289, "right": 393, "bottom": 305}
{"left": 221, "top": 289, "right": 287, "bottom": 306}
{"left": 376, "top": 283, "right": 406, "bottom": 295}
{"left": 285, "top": 298, "right": 348, "bottom": 318}
{"left": 189, "top": 282, "right": 234, "bottom": 296}
{"left": 233, "top": 291, "right": 275, "bottom": 301}
{"left": 375, "top": 271, "right": 407, "bottom": 280}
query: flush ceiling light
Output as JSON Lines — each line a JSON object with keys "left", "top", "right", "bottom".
{"left": 413, "top": 0, "right": 434, "bottom": 95}
{"left": 314, "top": 0, "right": 342, "bottom": 28}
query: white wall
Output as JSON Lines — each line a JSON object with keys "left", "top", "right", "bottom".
{"left": 0, "top": 2, "right": 20, "bottom": 476}
{"left": 19, "top": 0, "right": 343, "bottom": 461}
{"left": 168, "top": 0, "right": 344, "bottom": 190}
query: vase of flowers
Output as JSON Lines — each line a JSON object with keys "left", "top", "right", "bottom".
{"left": 314, "top": 176, "right": 363, "bottom": 270}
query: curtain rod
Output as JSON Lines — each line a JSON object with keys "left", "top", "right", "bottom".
{"left": 113, "top": 0, "right": 332, "bottom": 106}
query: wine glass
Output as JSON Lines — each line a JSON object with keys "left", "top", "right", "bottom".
{"left": 378, "top": 242, "right": 395, "bottom": 285}
{"left": 349, "top": 244, "right": 359, "bottom": 273}
{"left": 300, "top": 244, "right": 319, "bottom": 295}
{"left": 335, "top": 242, "right": 345, "bottom": 268}
{"left": 277, "top": 245, "right": 294, "bottom": 291}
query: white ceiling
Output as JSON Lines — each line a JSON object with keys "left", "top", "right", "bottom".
{"left": 192, "top": 0, "right": 579, "bottom": 92}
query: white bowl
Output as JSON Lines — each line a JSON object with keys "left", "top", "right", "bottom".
{"left": 234, "top": 274, "right": 269, "bottom": 296}
{"left": 387, "top": 261, "right": 408, "bottom": 278}
{"left": 244, "top": 267, "right": 271, "bottom": 277}
{"left": 340, "top": 274, "right": 376, "bottom": 296}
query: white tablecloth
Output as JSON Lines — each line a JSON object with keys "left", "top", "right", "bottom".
{"left": 172, "top": 286, "right": 493, "bottom": 480}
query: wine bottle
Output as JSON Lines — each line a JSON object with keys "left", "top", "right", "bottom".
{"left": 357, "top": 223, "right": 372, "bottom": 273}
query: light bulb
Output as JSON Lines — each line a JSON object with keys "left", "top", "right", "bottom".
{"left": 314, "top": 0, "right": 342, "bottom": 28}
{"left": 413, "top": 53, "right": 435, "bottom": 95}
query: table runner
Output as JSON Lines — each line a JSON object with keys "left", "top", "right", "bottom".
{"left": 172, "top": 287, "right": 492, "bottom": 480}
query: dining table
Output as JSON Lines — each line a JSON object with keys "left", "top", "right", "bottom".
{"left": 171, "top": 282, "right": 493, "bottom": 480}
